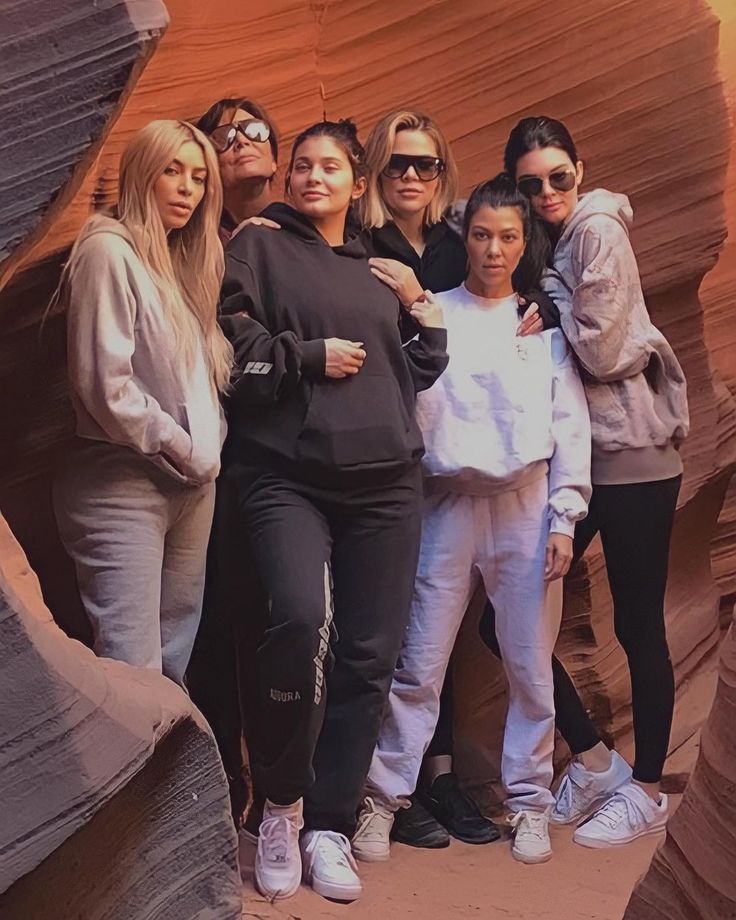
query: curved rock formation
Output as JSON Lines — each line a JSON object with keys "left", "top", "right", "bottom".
{"left": 0, "top": 514, "right": 242, "bottom": 919}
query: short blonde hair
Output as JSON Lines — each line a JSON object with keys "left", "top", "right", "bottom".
{"left": 359, "top": 110, "right": 459, "bottom": 229}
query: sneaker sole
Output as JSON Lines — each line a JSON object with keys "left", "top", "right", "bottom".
{"left": 511, "top": 847, "right": 553, "bottom": 865}
{"left": 573, "top": 825, "right": 667, "bottom": 849}
{"left": 351, "top": 846, "right": 391, "bottom": 863}
{"left": 309, "top": 875, "right": 362, "bottom": 902}
{"left": 448, "top": 827, "right": 502, "bottom": 845}
{"left": 254, "top": 874, "right": 302, "bottom": 900}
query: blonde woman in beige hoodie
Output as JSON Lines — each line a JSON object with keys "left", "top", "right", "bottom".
{"left": 53, "top": 120, "right": 232, "bottom": 686}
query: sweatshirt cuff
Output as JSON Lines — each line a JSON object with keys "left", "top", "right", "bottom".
{"left": 549, "top": 515, "right": 576, "bottom": 539}
{"left": 418, "top": 326, "right": 448, "bottom": 350}
{"left": 300, "top": 338, "right": 326, "bottom": 378}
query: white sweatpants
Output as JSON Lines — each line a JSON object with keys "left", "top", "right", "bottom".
{"left": 367, "top": 473, "right": 562, "bottom": 812}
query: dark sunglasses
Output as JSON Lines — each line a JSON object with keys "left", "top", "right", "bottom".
{"left": 382, "top": 154, "right": 445, "bottom": 182}
{"left": 517, "top": 169, "right": 577, "bottom": 198}
{"left": 209, "top": 118, "right": 271, "bottom": 153}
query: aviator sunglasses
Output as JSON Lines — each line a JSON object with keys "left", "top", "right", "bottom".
{"left": 517, "top": 169, "right": 577, "bottom": 199}
{"left": 382, "top": 154, "right": 445, "bottom": 182}
{"left": 210, "top": 118, "right": 271, "bottom": 153}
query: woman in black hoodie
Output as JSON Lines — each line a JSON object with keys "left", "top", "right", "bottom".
{"left": 219, "top": 120, "right": 448, "bottom": 904}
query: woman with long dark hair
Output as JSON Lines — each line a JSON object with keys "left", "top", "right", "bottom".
{"left": 353, "top": 173, "right": 591, "bottom": 865}
{"left": 219, "top": 119, "right": 447, "bottom": 902}
{"left": 481, "top": 116, "right": 689, "bottom": 849}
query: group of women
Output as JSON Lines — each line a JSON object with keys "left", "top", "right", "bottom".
{"left": 52, "top": 97, "right": 689, "bottom": 904}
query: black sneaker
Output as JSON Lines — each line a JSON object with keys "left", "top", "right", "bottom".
{"left": 391, "top": 793, "right": 450, "bottom": 848}
{"left": 421, "top": 773, "right": 501, "bottom": 844}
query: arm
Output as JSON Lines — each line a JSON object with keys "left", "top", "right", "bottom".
{"left": 403, "top": 291, "right": 449, "bottom": 392}
{"left": 66, "top": 237, "right": 192, "bottom": 468}
{"left": 220, "top": 254, "right": 326, "bottom": 405}
{"left": 547, "top": 331, "right": 592, "bottom": 538}
{"left": 562, "top": 219, "right": 651, "bottom": 382}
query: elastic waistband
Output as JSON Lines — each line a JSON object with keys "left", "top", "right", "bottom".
{"left": 423, "top": 460, "right": 549, "bottom": 497}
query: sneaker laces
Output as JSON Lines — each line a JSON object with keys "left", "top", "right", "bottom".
{"left": 355, "top": 796, "right": 392, "bottom": 838}
{"left": 509, "top": 810, "right": 548, "bottom": 841}
{"left": 306, "top": 830, "right": 358, "bottom": 872}
{"left": 587, "top": 788, "right": 645, "bottom": 832}
{"left": 260, "top": 814, "right": 299, "bottom": 864}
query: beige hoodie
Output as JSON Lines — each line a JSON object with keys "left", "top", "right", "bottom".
{"left": 64, "top": 215, "right": 226, "bottom": 485}
{"left": 542, "top": 189, "right": 689, "bottom": 485}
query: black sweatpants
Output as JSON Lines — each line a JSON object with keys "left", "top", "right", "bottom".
{"left": 235, "top": 464, "right": 422, "bottom": 836}
{"left": 186, "top": 467, "right": 269, "bottom": 821}
{"left": 480, "top": 475, "right": 681, "bottom": 784}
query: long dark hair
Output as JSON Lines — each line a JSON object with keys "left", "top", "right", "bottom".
{"left": 503, "top": 116, "right": 578, "bottom": 178}
{"left": 463, "top": 172, "right": 550, "bottom": 295}
{"left": 196, "top": 96, "right": 279, "bottom": 162}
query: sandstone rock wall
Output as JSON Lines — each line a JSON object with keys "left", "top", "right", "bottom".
{"left": 1, "top": 0, "right": 734, "bottom": 841}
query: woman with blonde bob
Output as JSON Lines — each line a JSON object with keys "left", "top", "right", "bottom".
{"left": 53, "top": 119, "right": 232, "bottom": 686}
{"left": 354, "top": 109, "right": 557, "bottom": 852}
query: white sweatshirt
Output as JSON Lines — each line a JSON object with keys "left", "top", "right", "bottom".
{"left": 417, "top": 284, "right": 592, "bottom": 536}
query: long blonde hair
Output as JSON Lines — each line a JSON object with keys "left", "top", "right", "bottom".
{"left": 359, "top": 110, "right": 459, "bottom": 229}
{"left": 116, "top": 119, "right": 232, "bottom": 391}
{"left": 52, "top": 120, "right": 232, "bottom": 391}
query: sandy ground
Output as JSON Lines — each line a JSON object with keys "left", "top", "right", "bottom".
{"left": 239, "top": 802, "right": 676, "bottom": 920}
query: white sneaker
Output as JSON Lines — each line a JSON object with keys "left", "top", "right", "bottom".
{"left": 551, "top": 750, "right": 632, "bottom": 825}
{"left": 573, "top": 783, "right": 669, "bottom": 848}
{"left": 254, "top": 799, "right": 304, "bottom": 900}
{"left": 352, "top": 796, "right": 394, "bottom": 862}
{"left": 301, "top": 829, "right": 362, "bottom": 902}
{"left": 508, "top": 809, "right": 552, "bottom": 864}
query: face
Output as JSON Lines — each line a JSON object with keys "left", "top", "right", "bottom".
{"left": 216, "top": 107, "right": 277, "bottom": 190}
{"left": 515, "top": 146, "right": 583, "bottom": 226}
{"left": 465, "top": 205, "right": 526, "bottom": 292}
{"left": 288, "top": 135, "right": 365, "bottom": 221}
{"left": 153, "top": 140, "right": 207, "bottom": 232}
{"left": 380, "top": 129, "right": 441, "bottom": 220}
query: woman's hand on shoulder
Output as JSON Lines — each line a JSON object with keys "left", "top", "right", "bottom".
{"left": 544, "top": 532, "right": 574, "bottom": 581}
{"left": 516, "top": 297, "right": 544, "bottom": 336}
{"left": 409, "top": 290, "right": 444, "bottom": 329}
{"left": 369, "top": 257, "right": 423, "bottom": 307}
{"left": 232, "top": 216, "right": 281, "bottom": 238}
{"left": 324, "top": 338, "right": 366, "bottom": 378}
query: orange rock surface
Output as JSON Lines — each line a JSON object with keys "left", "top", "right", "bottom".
{"left": 1, "top": 0, "right": 735, "bottom": 913}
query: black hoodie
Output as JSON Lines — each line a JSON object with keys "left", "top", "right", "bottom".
{"left": 219, "top": 203, "right": 449, "bottom": 484}
{"left": 364, "top": 218, "right": 560, "bottom": 341}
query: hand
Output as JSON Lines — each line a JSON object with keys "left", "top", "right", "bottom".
{"left": 409, "top": 290, "right": 444, "bottom": 329}
{"left": 544, "top": 532, "right": 574, "bottom": 581}
{"left": 516, "top": 298, "right": 543, "bottom": 337}
{"left": 369, "top": 257, "right": 423, "bottom": 307}
{"left": 232, "top": 216, "right": 281, "bottom": 237}
{"left": 324, "top": 338, "right": 366, "bottom": 378}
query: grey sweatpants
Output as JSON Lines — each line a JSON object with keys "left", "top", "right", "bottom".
{"left": 54, "top": 440, "right": 215, "bottom": 685}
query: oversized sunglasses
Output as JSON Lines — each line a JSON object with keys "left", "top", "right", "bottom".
{"left": 517, "top": 169, "right": 577, "bottom": 198}
{"left": 382, "top": 154, "right": 445, "bottom": 182}
{"left": 210, "top": 118, "right": 271, "bottom": 153}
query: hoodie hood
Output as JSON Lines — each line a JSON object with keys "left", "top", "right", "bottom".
{"left": 260, "top": 202, "right": 366, "bottom": 258}
{"left": 75, "top": 212, "right": 135, "bottom": 246}
{"left": 560, "top": 188, "right": 632, "bottom": 245}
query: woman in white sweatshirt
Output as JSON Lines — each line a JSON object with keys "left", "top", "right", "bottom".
{"left": 52, "top": 120, "right": 232, "bottom": 686}
{"left": 353, "top": 173, "right": 591, "bottom": 865}
{"left": 478, "top": 116, "right": 689, "bottom": 849}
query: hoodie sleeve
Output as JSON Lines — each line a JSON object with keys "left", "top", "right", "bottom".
{"left": 220, "top": 254, "right": 326, "bottom": 405}
{"left": 548, "top": 331, "right": 592, "bottom": 537}
{"left": 66, "top": 236, "right": 193, "bottom": 468}
{"left": 563, "top": 216, "right": 651, "bottom": 382}
{"left": 403, "top": 326, "right": 449, "bottom": 393}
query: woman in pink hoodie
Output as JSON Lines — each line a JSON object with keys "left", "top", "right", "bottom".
{"left": 482, "top": 116, "right": 689, "bottom": 849}
{"left": 52, "top": 119, "right": 231, "bottom": 686}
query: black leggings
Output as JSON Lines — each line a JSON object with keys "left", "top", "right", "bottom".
{"left": 480, "top": 476, "right": 681, "bottom": 784}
